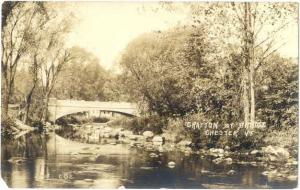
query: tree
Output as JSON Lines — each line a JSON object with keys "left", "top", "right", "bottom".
{"left": 1, "top": 2, "right": 49, "bottom": 119}
{"left": 256, "top": 55, "right": 297, "bottom": 129}
{"left": 188, "top": 2, "right": 297, "bottom": 126}
{"left": 119, "top": 26, "right": 211, "bottom": 117}
{"left": 53, "top": 47, "right": 107, "bottom": 101}
{"left": 40, "top": 46, "right": 72, "bottom": 121}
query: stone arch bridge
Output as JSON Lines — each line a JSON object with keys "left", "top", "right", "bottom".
{"left": 48, "top": 98, "right": 139, "bottom": 122}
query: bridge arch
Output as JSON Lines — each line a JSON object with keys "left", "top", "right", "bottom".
{"left": 48, "top": 98, "right": 139, "bottom": 122}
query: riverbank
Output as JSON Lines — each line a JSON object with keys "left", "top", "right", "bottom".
{"left": 54, "top": 122, "right": 297, "bottom": 183}
{"left": 1, "top": 121, "right": 298, "bottom": 188}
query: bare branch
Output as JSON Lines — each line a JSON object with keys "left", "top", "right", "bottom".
{"left": 254, "top": 22, "right": 289, "bottom": 48}
{"left": 231, "top": 2, "right": 244, "bottom": 25}
{"left": 255, "top": 42, "right": 287, "bottom": 71}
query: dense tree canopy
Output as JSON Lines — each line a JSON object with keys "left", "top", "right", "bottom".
{"left": 119, "top": 27, "right": 213, "bottom": 117}
{"left": 53, "top": 47, "right": 107, "bottom": 101}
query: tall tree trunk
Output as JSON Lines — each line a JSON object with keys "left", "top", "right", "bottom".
{"left": 248, "top": 3, "right": 256, "bottom": 128}
{"left": 2, "top": 86, "right": 10, "bottom": 120}
{"left": 24, "top": 85, "right": 35, "bottom": 124}
{"left": 242, "top": 2, "right": 250, "bottom": 126}
{"left": 242, "top": 2, "right": 256, "bottom": 127}
{"left": 249, "top": 65, "right": 255, "bottom": 127}
{"left": 2, "top": 76, "right": 12, "bottom": 120}
{"left": 24, "top": 54, "right": 39, "bottom": 124}
{"left": 40, "top": 93, "right": 50, "bottom": 122}
{"left": 242, "top": 69, "right": 250, "bottom": 125}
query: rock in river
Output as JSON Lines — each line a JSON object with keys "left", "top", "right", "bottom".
{"left": 208, "top": 148, "right": 224, "bottom": 157}
{"left": 84, "top": 179, "right": 94, "bottom": 182}
{"left": 149, "top": 153, "right": 159, "bottom": 158}
{"left": 250, "top": 149, "right": 263, "bottom": 157}
{"left": 227, "top": 170, "right": 236, "bottom": 175}
{"left": 168, "top": 161, "right": 176, "bottom": 168}
{"left": 212, "top": 158, "right": 223, "bottom": 164}
{"left": 143, "top": 131, "right": 154, "bottom": 138}
{"left": 262, "top": 145, "right": 290, "bottom": 162}
{"left": 177, "top": 140, "right": 192, "bottom": 147}
{"left": 287, "top": 175, "right": 298, "bottom": 181}
{"left": 224, "top": 158, "right": 233, "bottom": 165}
{"left": 224, "top": 146, "right": 230, "bottom": 151}
{"left": 213, "top": 157, "right": 232, "bottom": 165}
{"left": 152, "top": 136, "right": 164, "bottom": 145}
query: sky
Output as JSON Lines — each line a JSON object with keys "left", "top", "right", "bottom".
{"left": 64, "top": 2, "right": 188, "bottom": 70}
{"left": 64, "top": 2, "right": 298, "bottom": 70}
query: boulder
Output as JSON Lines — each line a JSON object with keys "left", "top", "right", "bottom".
{"left": 153, "top": 136, "right": 163, "bottom": 142}
{"left": 212, "top": 157, "right": 232, "bottom": 165}
{"left": 224, "top": 146, "right": 230, "bottom": 151}
{"left": 158, "top": 146, "right": 164, "bottom": 153}
{"left": 168, "top": 161, "right": 176, "bottom": 168}
{"left": 250, "top": 150, "right": 259, "bottom": 155}
{"left": 287, "top": 175, "right": 298, "bottom": 181}
{"left": 143, "top": 131, "right": 154, "bottom": 138}
{"left": 84, "top": 179, "right": 94, "bottom": 182}
{"left": 145, "top": 143, "right": 155, "bottom": 151}
{"left": 152, "top": 136, "right": 164, "bottom": 145}
{"left": 224, "top": 151, "right": 230, "bottom": 157}
{"left": 262, "top": 171, "right": 269, "bottom": 176}
{"left": 262, "top": 145, "right": 290, "bottom": 162}
{"left": 224, "top": 158, "right": 233, "bottom": 165}
{"left": 177, "top": 140, "right": 192, "bottom": 147}
{"left": 262, "top": 170, "right": 280, "bottom": 179}
{"left": 201, "top": 169, "right": 212, "bottom": 174}
{"left": 149, "top": 153, "right": 159, "bottom": 158}
{"left": 208, "top": 148, "right": 224, "bottom": 158}
{"left": 227, "top": 170, "right": 236, "bottom": 175}
{"left": 212, "top": 158, "right": 223, "bottom": 164}
{"left": 250, "top": 149, "right": 263, "bottom": 157}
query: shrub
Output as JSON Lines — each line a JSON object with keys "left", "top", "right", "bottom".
{"left": 92, "top": 117, "right": 109, "bottom": 123}
{"left": 1, "top": 117, "right": 16, "bottom": 144}
{"left": 183, "top": 113, "right": 221, "bottom": 149}
{"left": 224, "top": 127, "right": 266, "bottom": 150}
{"left": 108, "top": 115, "right": 167, "bottom": 134}
{"left": 163, "top": 118, "right": 189, "bottom": 143}
{"left": 263, "top": 126, "right": 298, "bottom": 157}
{"left": 31, "top": 120, "right": 44, "bottom": 132}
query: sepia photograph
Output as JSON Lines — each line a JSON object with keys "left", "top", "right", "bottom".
{"left": 0, "top": 1, "right": 298, "bottom": 189}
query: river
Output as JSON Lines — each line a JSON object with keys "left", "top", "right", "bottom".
{"left": 1, "top": 126, "right": 297, "bottom": 188}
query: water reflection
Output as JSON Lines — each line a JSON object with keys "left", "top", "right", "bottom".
{"left": 1, "top": 133, "right": 297, "bottom": 189}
